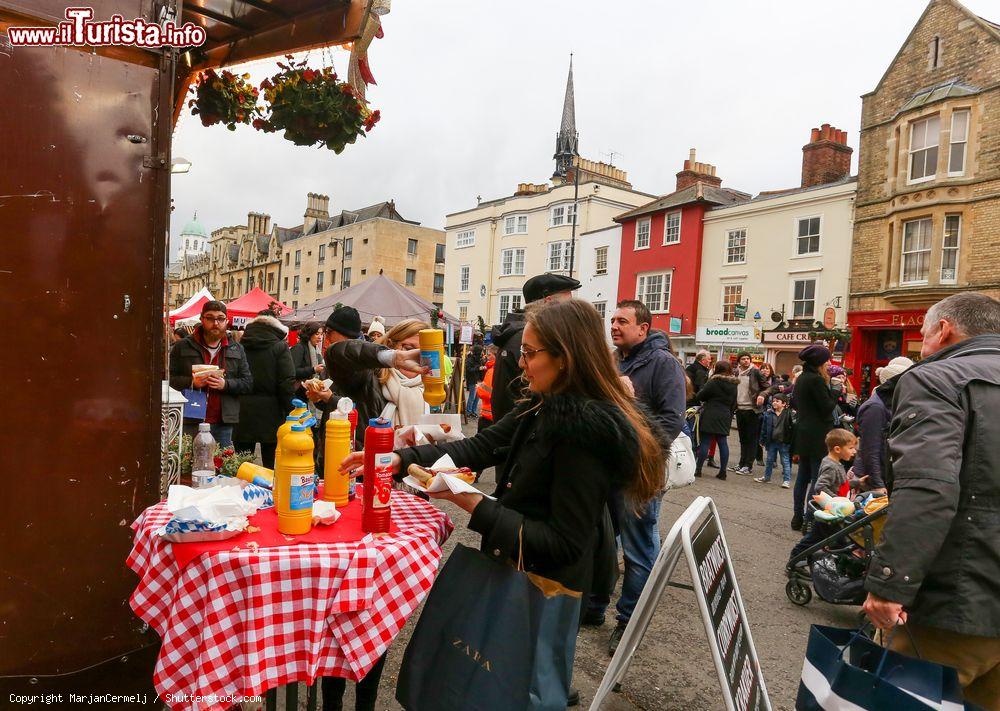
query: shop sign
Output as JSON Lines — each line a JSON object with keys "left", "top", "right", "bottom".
{"left": 823, "top": 307, "right": 836, "bottom": 329}
{"left": 849, "top": 310, "right": 925, "bottom": 329}
{"left": 697, "top": 325, "right": 757, "bottom": 346}
{"left": 669, "top": 317, "right": 683, "bottom": 334}
{"left": 761, "top": 331, "right": 814, "bottom": 345}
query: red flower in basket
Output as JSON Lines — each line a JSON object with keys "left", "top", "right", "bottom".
{"left": 302, "top": 68, "right": 318, "bottom": 83}
{"left": 213, "top": 456, "right": 223, "bottom": 470}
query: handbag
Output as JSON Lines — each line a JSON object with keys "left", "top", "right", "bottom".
{"left": 796, "top": 625, "right": 968, "bottom": 710}
{"left": 666, "top": 432, "right": 696, "bottom": 489}
{"left": 181, "top": 387, "right": 207, "bottom": 420}
{"left": 396, "top": 532, "right": 580, "bottom": 711}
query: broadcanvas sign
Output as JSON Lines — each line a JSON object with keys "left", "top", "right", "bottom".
{"left": 696, "top": 325, "right": 758, "bottom": 346}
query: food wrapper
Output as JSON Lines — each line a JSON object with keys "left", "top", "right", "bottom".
{"left": 393, "top": 423, "right": 465, "bottom": 449}
{"left": 312, "top": 499, "right": 341, "bottom": 526}
{"left": 402, "top": 455, "right": 495, "bottom": 500}
{"left": 155, "top": 481, "right": 271, "bottom": 542}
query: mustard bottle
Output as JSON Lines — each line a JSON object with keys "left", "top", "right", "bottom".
{"left": 276, "top": 422, "right": 315, "bottom": 535}
{"left": 419, "top": 328, "right": 447, "bottom": 406}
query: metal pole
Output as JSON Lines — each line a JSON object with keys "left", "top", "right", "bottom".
{"left": 568, "top": 160, "right": 580, "bottom": 279}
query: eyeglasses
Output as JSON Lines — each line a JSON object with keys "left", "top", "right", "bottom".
{"left": 519, "top": 345, "right": 548, "bottom": 360}
{"left": 202, "top": 315, "right": 227, "bottom": 323}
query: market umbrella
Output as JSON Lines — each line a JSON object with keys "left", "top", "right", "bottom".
{"left": 225, "top": 287, "right": 291, "bottom": 327}
{"left": 281, "top": 274, "right": 458, "bottom": 329}
{"left": 168, "top": 288, "right": 215, "bottom": 324}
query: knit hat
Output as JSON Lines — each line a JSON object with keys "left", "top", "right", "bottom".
{"left": 876, "top": 356, "right": 914, "bottom": 384}
{"left": 367, "top": 315, "right": 386, "bottom": 337}
{"left": 827, "top": 365, "right": 845, "bottom": 378}
{"left": 798, "top": 343, "right": 831, "bottom": 367}
{"left": 325, "top": 305, "right": 362, "bottom": 339}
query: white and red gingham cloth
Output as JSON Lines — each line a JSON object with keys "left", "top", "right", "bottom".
{"left": 127, "top": 490, "right": 452, "bottom": 711}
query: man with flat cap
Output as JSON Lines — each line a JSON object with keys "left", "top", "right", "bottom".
{"left": 490, "top": 273, "right": 581, "bottom": 424}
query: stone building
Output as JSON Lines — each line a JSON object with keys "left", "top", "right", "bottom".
{"left": 846, "top": 0, "right": 1000, "bottom": 393}
{"left": 278, "top": 193, "right": 446, "bottom": 310}
{"left": 215, "top": 212, "right": 283, "bottom": 302}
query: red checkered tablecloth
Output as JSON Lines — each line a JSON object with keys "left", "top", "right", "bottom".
{"left": 127, "top": 490, "right": 452, "bottom": 711}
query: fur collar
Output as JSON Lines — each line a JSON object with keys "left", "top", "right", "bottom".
{"left": 249, "top": 314, "right": 288, "bottom": 335}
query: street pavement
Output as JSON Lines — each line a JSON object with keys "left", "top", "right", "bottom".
{"left": 341, "top": 424, "right": 859, "bottom": 711}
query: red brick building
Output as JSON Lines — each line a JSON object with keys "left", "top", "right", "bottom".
{"left": 615, "top": 151, "right": 749, "bottom": 359}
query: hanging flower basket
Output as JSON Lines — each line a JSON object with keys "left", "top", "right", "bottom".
{"left": 254, "top": 55, "right": 380, "bottom": 152}
{"left": 188, "top": 69, "right": 260, "bottom": 131}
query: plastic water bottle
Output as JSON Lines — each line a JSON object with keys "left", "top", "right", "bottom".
{"left": 192, "top": 422, "right": 217, "bottom": 489}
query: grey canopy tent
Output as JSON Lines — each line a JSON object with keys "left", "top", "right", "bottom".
{"left": 280, "top": 274, "right": 459, "bottom": 329}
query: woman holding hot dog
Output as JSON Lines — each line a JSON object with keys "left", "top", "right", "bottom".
{"left": 340, "top": 298, "right": 664, "bottom": 707}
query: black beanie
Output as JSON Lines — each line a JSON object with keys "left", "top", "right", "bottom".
{"left": 325, "top": 306, "right": 362, "bottom": 339}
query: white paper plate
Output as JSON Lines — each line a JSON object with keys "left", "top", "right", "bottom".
{"left": 402, "top": 472, "right": 496, "bottom": 501}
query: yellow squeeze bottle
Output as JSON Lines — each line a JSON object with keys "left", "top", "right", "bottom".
{"left": 276, "top": 422, "right": 315, "bottom": 535}
{"left": 324, "top": 397, "right": 354, "bottom": 506}
{"left": 418, "top": 329, "right": 447, "bottom": 406}
{"left": 236, "top": 462, "right": 274, "bottom": 489}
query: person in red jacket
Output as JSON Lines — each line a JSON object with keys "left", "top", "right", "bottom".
{"left": 476, "top": 349, "right": 496, "bottom": 431}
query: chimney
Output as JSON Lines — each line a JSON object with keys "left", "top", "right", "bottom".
{"left": 675, "top": 149, "right": 722, "bottom": 191}
{"left": 304, "top": 192, "right": 331, "bottom": 219}
{"left": 801, "top": 124, "right": 853, "bottom": 188}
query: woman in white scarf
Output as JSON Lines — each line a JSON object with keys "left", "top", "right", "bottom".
{"left": 377, "top": 318, "right": 431, "bottom": 426}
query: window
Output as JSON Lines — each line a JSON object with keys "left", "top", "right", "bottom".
{"left": 550, "top": 204, "right": 577, "bottom": 227}
{"left": 292, "top": 301, "right": 298, "bottom": 309}
{"left": 343, "top": 268, "right": 352, "bottom": 287}
{"left": 595, "top": 246, "right": 608, "bottom": 275}
{"left": 294, "top": 250, "right": 301, "bottom": 268}
{"left": 503, "top": 215, "right": 528, "bottom": 235}
{"left": 796, "top": 217, "right": 821, "bottom": 255}
{"left": 237, "top": 278, "right": 242, "bottom": 293}
{"left": 928, "top": 35, "right": 942, "bottom": 69}
{"left": 433, "top": 273, "right": 445, "bottom": 294}
{"left": 909, "top": 116, "right": 940, "bottom": 182}
{"left": 293, "top": 275, "right": 300, "bottom": 294}
{"left": 284, "top": 276, "right": 288, "bottom": 291}
{"left": 792, "top": 279, "right": 817, "bottom": 319}
{"left": 636, "top": 271, "right": 672, "bottom": 313}
{"left": 498, "top": 293, "right": 523, "bottom": 323}
{"left": 663, "top": 211, "right": 681, "bottom": 245}
{"left": 547, "top": 241, "right": 571, "bottom": 272}
{"left": 330, "top": 269, "right": 336, "bottom": 286}
{"left": 458, "top": 303, "right": 469, "bottom": 321}
{"left": 405, "top": 269, "right": 416, "bottom": 287}
{"left": 901, "top": 218, "right": 932, "bottom": 284}
{"left": 500, "top": 248, "right": 525, "bottom": 276}
{"left": 285, "top": 253, "right": 290, "bottom": 266}
{"left": 331, "top": 242, "right": 338, "bottom": 257}
{"left": 361, "top": 269, "right": 367, "bottom": 276}
{"left": 316, "top": 271, "right": 324, "bottom": 291}
{"left": 184, "top": 238, "right": 189, "bottom": 249}
{"left": 435, "top": 243, "right": 446, "bottom": 264}
{"left": 459, "top": 265, "right": 470, "bottom": 292}
{"left": 456, "top": 230, "right": 475, "bottom": 248}
{"left": 941, "top": 215, "right": 961, "bottom": 284}
{"left": 948, "top": 110, "right": 969, "bottom": 175}
{"left": 344, "top": 238, "right": 353, "bottom": 258}
{"left": 722, "top": 284, "right": 743, "bottom": 322}
{"left": 305, "top": 276, "right": 310, "bottom": 283}
{"left": 267, "top": 273, "right": 274, "bottom": 292}
{"left": 407, "top": 239, "right": 418, "bottom": 256}
{"left": 318, "top": 244, "right": 326, "bottom": 264}
{"left": 726, "top": 229, "right": 747, "bottom": 264}
{"left": 593, "top": 301, "right": 607, "bottom": 320}
{"left": 635, "top": 219, "right": 651, "bottom": 249}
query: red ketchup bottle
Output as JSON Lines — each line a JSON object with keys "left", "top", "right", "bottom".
{"left": 362, "top": 417, "right": 394, "bottom": 533}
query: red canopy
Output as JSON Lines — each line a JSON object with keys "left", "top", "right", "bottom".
{"left": 226, "top": 288, "right": 291, "bottom": 327}
{"left": 168, "top": 295, "right": 210, "bottom": 325}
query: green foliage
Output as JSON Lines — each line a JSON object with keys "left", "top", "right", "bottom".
{"left": 188, "top": 69, "right": 260, "bottom": 131}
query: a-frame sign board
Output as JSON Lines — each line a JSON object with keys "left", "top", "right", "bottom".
{"left": 589, "top": 496, "right": 772, "bottom": 711}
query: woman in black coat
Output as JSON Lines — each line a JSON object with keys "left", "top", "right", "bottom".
{"left": 338, "top": 300, "right": 664, "bottom": 706}
{"left": 694, "top": 360, "right": 738, "bottom": 480}
{"left": 789, "top": 344, "right": 838, "bottom": 530}
{"left": 289, "top": 323, "right": 324, "bottom": 398}
{"left": 232, "top": 315, "right": 296, "bottom": 467}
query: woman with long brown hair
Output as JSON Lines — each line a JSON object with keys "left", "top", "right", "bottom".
{"left": 376, "top": 318, "right": 431, "bottom": 427}
{"left": 340, "top": 299, "right": 663, "bottom": 707}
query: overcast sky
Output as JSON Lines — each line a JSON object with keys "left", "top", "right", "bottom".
{"left": 169, "top": 0, "right": 996, "bottom": 257}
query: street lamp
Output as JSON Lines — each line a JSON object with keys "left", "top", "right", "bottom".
{"left": 170, "top": 157, "right": 192, "bottom": 174}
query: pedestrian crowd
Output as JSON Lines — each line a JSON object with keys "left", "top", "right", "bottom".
{"left": 168, "top": 286, "right": 1000, "bottom": 710}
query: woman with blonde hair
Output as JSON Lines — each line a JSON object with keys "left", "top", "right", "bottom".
{"left": 341, "top": 299, "right": 664, "bottom": 708}
{"left": 376, "top": 318, "right": 431, "bottom": 426}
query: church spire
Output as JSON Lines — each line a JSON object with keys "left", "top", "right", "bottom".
{"left": 553, "top": 54, "right": 579, "bottom": 180}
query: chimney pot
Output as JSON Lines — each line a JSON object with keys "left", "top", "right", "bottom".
{"left": 801, "top": 124, "right": 852, "bottom": 188}
{"left": 810, "top": 128, "right": 821, "bottom": 142}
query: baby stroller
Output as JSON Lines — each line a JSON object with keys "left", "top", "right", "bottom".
{"left": 785, "top": 498, "right": 889, "bottom": 607}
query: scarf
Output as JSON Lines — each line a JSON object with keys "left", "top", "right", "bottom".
{"left": 381, "top": 369, "right": 428, "bottom": 426}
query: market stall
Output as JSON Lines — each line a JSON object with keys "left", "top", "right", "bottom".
{"left": 128, "top": 486, "right": 451, "bottom": 711}
{"left": 224, "top": 287, "right": 292, "bottom": 328}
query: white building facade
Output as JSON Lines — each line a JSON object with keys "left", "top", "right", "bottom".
{"left": 575, "top": 224, "right": 621, "bottom": 339}
{"left": 698, "top": 179, "right": 857, "bottom": 374}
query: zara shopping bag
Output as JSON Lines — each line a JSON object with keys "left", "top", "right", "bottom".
{"left": 396, "top": 543, "right": 580, "bottom": 711}
{"left": 796, "top": 625, "right": 967, "bottom": 710}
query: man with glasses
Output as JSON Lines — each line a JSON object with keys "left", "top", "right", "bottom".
{"left": 169, "top": 300, "right": 253, "bottom": 447}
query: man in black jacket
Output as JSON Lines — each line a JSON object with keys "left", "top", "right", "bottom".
{"left": 490, "top": 273, "right": 580, "bottom": 423}
{"left": 685, "top": 350, "right": 711, "bottom": 403}
{"left": 169, "top": 300, "right": 253, "bottom": 447}
{"left": 863, "top": 293, "right": 1000, "bottom": 709}
{"left": 588, "top": 300, "right": 686, "bottom": 656}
